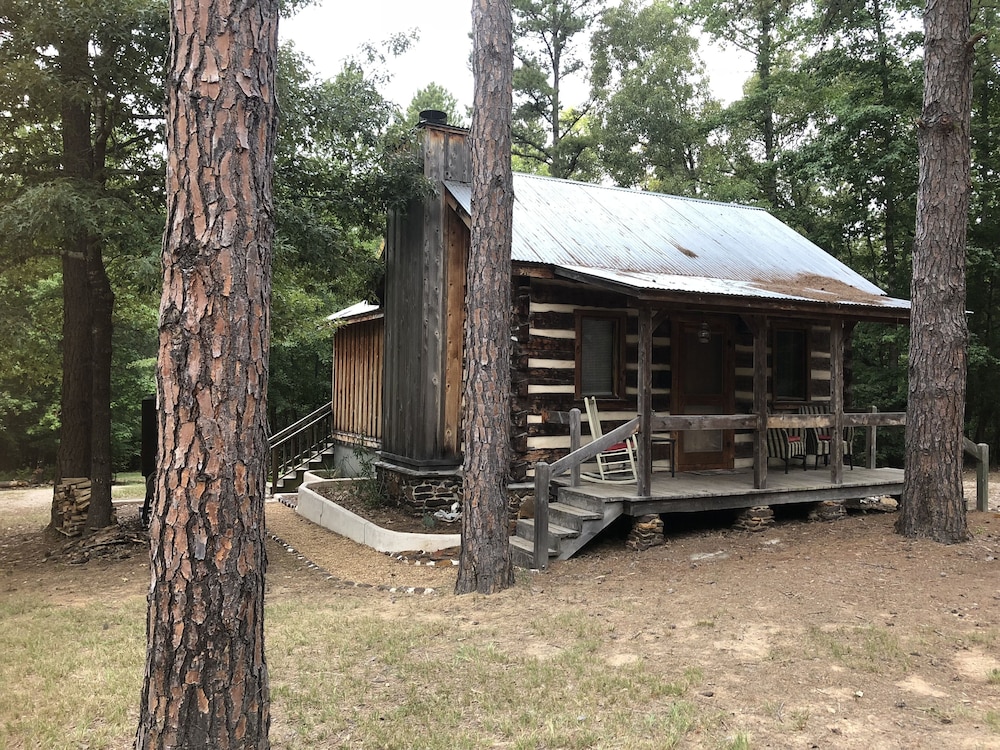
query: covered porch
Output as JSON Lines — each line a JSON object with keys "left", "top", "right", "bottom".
{"left": 559, "top": 465, "right": 905, "bottom": 516}
{"left": 524, "top": 302, "right": 910, "bottom": 569}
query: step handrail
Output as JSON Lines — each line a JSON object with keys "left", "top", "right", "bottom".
{"left": 269, "top": 402, "right": 334, "bottom": 492}
{"left": 532, "top": 413, "right": 639, "bottom": 570}
{"left": 269, "top": 401, "right": 333, "bottom": 449}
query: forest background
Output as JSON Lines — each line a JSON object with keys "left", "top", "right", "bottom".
{"left": 1, "top": 0, "right": 998, "bottom": 476}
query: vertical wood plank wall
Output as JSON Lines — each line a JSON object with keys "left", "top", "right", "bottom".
{"left": 381, "top": 124, "right": 471, "bottom": 465}
{"left": 332, "top": 317, "right": 384, "bottom": 446}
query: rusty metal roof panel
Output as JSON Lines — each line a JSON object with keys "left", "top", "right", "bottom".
{"left": 443, "top": 173, "right": 905, "bottom": 307}
{"left": 556, "top": 267, "right": 910, "bottom": 312}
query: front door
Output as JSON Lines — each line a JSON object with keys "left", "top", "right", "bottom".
{"left": 672, "top": 319, "right": 735, "bottom": 471}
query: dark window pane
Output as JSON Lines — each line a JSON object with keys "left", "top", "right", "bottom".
{"left": 774, "top": 328, "right": 807, "bottom": 400}
{"left": 581, "top": 317, "right": 616, "bottom": 396}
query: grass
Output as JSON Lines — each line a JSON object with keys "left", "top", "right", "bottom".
{"left": 0, "top": 589, "right": 733, "bottom": 750}
{"left": 806, "top": 624, "right": 910, "bottom": 673}
{"left": 267, "top": 602, "right": 708, "bottom": 750}
{"left": 988, "top": 668, "right": 1000, "bottom": 685}
{"left": 111, "top": 472, "right": 146, "bottom": 501}
{"left": 0, "top": 596, "right": 146, "bottom": 749}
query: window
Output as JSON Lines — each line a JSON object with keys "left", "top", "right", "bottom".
{"left": 773, "top": 327, "right": 808, "bottom": 401}
{"left": 576, "top": 312, "right": 625, "bottom": 398}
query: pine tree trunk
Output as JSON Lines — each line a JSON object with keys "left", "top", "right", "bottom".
{"left": 85, "top": 241, "right": 115, "bottom": 531}
{"left": 52, "top": 30, "right": 94, "bottom": 529}
{"left": 898, "top": 0, "right": 973, "bottom": 543}
{"left": 136, "top": 0, "right": 279, "bottom": 746}
{"left": 456, "top": 0, "right": 516, "bottom": 595}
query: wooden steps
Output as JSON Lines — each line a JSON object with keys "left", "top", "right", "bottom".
{"left": 508, "top": 487, "right": 624, "bottom": 568}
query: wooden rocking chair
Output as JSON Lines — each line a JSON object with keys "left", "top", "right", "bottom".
{"left": 582, "top": 396, "right": 637, "bottom": 483}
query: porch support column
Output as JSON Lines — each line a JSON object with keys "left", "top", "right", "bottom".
{"left": 749, "top": 315, "right": 769, "bottom": 489}
{"left": 637, "top": 305, "right": 653, "bottom": 497}
{"left": 830, "top": 318, "right": 845, "bottom": 485}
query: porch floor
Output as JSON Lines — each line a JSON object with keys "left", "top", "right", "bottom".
{"left": 559, "top": 466, "right": 905, "bottom": 516}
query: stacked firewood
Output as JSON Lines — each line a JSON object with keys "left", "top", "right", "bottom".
{"left": 55, "top": 477, "right": 91, "bottom": 537}
{"left": 733, "top": 505, "right": 774, "bottom": 532}
{"left": 627, "top": 514, "right": 665, "bottom": 551}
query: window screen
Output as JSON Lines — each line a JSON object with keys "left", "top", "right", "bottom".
{"left": 774, "top": 328, "right": 808, "bottom": 401}
{"left": 579, "top": 315, "right": 620, "bottom": 397}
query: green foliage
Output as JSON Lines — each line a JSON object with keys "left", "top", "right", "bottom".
{"left": 269, "top": 44, "right": 429, "bottom": 427}
{"left": 0, "top": 0, "right": 167, "bottom": 472}
{"left": 0, "top": 262, "right": 62, "bottom": 469}
{"left": 405, "top": 83, "right": 467, "bottom": 127}
{"left": 347, "top": 446, "right": 387, "bottom": 509}
{"left": 512, "top": 0, "right": 606, "bottom": 179}
{"left": 965, "top": 1, "right": 1000, "bottom": 452}
{"left": 590, "top": 0, "right": 717, "bottom": 193}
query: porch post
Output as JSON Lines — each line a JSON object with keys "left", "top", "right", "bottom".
{"left": 637, "top": 305, "right": 653, "bottom": 497}
{"left": 830, "top": 318, "right": 845, "bottom": 485}
{"left": 751, "top": 315, "right": 768, "bottom": 489}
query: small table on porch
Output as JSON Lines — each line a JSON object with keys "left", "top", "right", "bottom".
{"left": 651, "top": 434, "right": 676, "bottom": 477}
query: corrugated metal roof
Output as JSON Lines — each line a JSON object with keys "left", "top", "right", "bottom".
{"left": 444, "top": 174, "right": 908, "bottom": 314}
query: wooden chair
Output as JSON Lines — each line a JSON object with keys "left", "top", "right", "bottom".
{"left": 798, "top": 404, "right": 854, "bottom": 470}
{"left": 766, "top": 423, "right": 807, "bottom": 473}
{"left": 583, "top": 396, "right": 637, "bottom": 483}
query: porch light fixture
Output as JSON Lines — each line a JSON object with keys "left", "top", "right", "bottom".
{"left": 698, "top": 322, "right": 711, "bottom": 344}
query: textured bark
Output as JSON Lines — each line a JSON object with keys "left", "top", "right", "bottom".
{"left": 86, "top": 242, "right": 115, "bottom": 530}
{"left": 136, "top": 0, "right": 278, "bottom": 746}
{"left": 898, "top": 0, "right": 972, "bottom": 543}
{"left": 52, "top": 28, "right": 116, "bottom": 533}
{"left": 456, "top": 0, "right": 515, "bottom": 595}
{"left": 52, "top": 29, "right": 94, "bottom": 528}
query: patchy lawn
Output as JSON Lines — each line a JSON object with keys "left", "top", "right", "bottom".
{"left": 2, "top": 481, "right": 999, "bottom": 749}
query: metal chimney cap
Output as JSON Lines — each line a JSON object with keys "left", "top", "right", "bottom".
{"left": 418, "top": 109, "right": 448, "bottom": 126}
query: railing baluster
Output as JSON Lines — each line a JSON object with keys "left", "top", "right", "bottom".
{"left": 533, "top": 461, "right": 550, "bottom": 570}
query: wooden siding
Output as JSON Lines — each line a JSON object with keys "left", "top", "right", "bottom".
{"left": 332, "top": 317, "right": 383, "bottom": 446}
{"left": 381, "top": 125, "right": 471, "bottom": 466}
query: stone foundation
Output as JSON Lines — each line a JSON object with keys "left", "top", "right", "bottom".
{"left": 627, "top": 514, "right": 665, "bottom": 551}
{"left": 378, "top": 463, "right": 463, "bottom": 516}
{"left": 808, "top": 500, "right": 847, "bottom": 522}
{"left": 733, "top": 505, "right": 774, "bottom": 532}
{"left": 378, "top": 462, "right": 537, "bottom": 526}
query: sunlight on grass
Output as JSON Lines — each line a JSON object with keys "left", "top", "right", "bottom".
{"left": 806, "top": 624, "right": 909, "bottom": 673}
{"left": 112, "top": 472, "right": 146, "bottom": 500}
{"left": 267, "top": 601, "right": 715, "bottom": 750}
{"left": 1, "top": 584, "right": 733, "bottom": 749}
{"left": 985, "top": 710, "right": 1000, "bottom": 733}
{"left": 0, "top": 596, "right": 145, "bottom": 749}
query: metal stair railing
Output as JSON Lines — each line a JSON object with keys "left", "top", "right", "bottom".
{"left": 269, "top": 401, "right": 334, "bottom": 492}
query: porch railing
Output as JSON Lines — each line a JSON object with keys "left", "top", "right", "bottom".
{"left": 532, "top": 412, "right": 639, "bottom": 569}
{"left": 529, "top": 406, "right": 908, "bottom": 570}
{"left": 269, "top": 401, "right": 334, "bottom": 492}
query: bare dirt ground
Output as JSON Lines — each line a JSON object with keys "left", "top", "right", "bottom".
{"left": 3, "top": 477, "right": 1000, "bottom": 748}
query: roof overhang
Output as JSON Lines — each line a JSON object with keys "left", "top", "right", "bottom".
{"left": 326, "top": 301, "right": 383, "bottom": 325}
{"left": 551, "top": 265, "right": 911, "bottom": 324}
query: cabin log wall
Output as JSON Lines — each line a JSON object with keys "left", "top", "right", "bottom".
{"left": 511, "top": 275, "right": 848, "bottom": 477}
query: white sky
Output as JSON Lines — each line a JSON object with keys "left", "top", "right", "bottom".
{"left": 280, "top": 0, "right": 752, "bottom": 114}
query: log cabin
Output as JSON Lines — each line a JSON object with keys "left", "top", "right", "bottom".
{"left": 330, "top": 115, "right": 910, "bottom": 567}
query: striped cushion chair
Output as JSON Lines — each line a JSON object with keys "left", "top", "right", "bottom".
{"left": 799, "top": 404, "right": 832, "bottom": 469}
{"left": 799, "top": 404, "right": 854, "bottom": 470}
{"left": 766, "top": 424, "right": 807, "bottom": 473}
